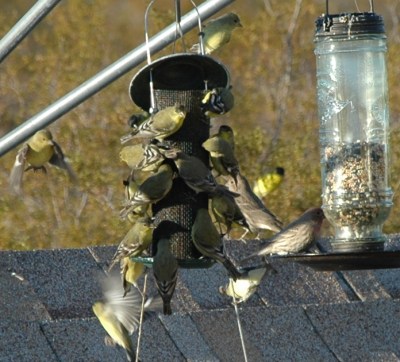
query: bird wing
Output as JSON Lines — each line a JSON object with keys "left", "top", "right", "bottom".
{"left": 9, "top": 145, "right": 28, "bottom": 195}
{"left": 103, "top": 276, "right": 143, "bottom": 335}
{"left": 49, "top": 141, "right": 78, "bottom": 183}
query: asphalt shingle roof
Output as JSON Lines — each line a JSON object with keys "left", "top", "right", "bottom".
{"left": 1, "top": 237, "right": 400, "bottom": 361}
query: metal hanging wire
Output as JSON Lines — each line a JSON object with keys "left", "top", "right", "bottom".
{"left": 233, "top": 298, "right": 249, "bottom": 362}
{"left": 325, "top": 0, "right": 375, "bottom": 15}
{"left": 143, "top": 0, "right": 206, "bottom": 113}
{"left": 135, "top": 273, "right": 148, "bottom": 362}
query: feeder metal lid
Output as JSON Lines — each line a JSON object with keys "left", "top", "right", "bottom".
{"left": 129, "top": 53, "right": 230, "bottom": 111}
{"left": 315, "top": 12, "right": 385, "bottom": 37}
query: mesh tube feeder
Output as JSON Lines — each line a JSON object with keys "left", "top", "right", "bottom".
{"left": 129, "top": 54, "right": 230, "bottom": 268}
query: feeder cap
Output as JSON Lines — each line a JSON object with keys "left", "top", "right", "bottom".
{"left": 129, "top": 53, "right": 230, "bottom": 111}
{"left": 315, "top": 12, "right": 385, "bottom": 38}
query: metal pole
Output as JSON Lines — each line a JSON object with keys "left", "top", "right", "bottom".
{"left": 0, "top": 0, "right": 235, "bottom": 157}
{"left": 0, "top": 0, "right": 62, "bottom": 64}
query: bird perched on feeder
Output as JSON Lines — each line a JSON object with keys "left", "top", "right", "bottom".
{"left": 92, "top": 273, "right": 162, "bottom": 362}
{"left": 226, "top": 173, "right": 283, "bottom": 238}
{"left": 211, "top": 193, "right": 249, "bottom": 237}
{"left": 241, "top": 207, "right": 325, "bottom": 261}
{"left": 122, "top": 174, "right": 150, "bottom": 219}
{"left": 202, "top": 128, "right": 239, "bottom": 178}
{"left": 9, "top": 129, "right": 77, "bottom": 195}
{"left": 201, "top": 87, "right": 234, "bottom": 117}
{"left": 164, "top": 149, "right": 237, "bottom": 197}
{"left": 219, "top": 265, "right": 270, "bottom": 303}
{"left": 253, "top": 167, "right": 285, "bottom": 198}
{"left": 119, "top": 257, "right": 146, "bottom": 297}
{"left": 108, "top": 217, "right": 154, "bottom": 271}
{"left": 120, "top": 164, "right": 174, "bottom": 219}
{"left": 120, "top": 143, "right": 166, "bottom": 173}
{"left": 191, "top": 12, "right": 242, "bottom": 54}
{"left": 120, "top": 104, "right": 187, "bottom": 144}
{"left": 152, "top": 221, "right": 184, "bottom": 315}
{"left": 191, "top": 208, "right": 241, "bottom": 280}
{"left": 218, "top": 125, "right": 235, "bottom": 151}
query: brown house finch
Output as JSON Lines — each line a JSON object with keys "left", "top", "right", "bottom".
{"left": 226, "top": 173, "right": 283, "bottom": 238}
{"left": 241, "top": 207, "right": 325, "bottom": 261}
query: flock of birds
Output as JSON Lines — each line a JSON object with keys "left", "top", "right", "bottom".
{"left": 7, "top": 12, "right": 326, "bottom": 361}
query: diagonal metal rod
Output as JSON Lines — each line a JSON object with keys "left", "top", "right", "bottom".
{"left": 0, "top": 0, "right": 235, "bottom": 157}
{"left": 0, "top": 0, "right": 62, "bottom": 64}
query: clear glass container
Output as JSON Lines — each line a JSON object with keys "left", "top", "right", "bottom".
{"left": 314, "top": 13, "right": 393, "bottom": 252}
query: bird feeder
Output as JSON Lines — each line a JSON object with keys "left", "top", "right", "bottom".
{"left": 128, "top": 2, "right": 230, "bottom": 268}
{"left": 314, "top": 10, "right": 393, "bottom": 253}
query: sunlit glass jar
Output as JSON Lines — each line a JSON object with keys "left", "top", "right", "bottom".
{"left": 314, "top": 12, "right": 393, "bottom": 252}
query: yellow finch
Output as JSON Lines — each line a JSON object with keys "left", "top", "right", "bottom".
{"left": 202, "top": 130, "right": 239, "bottom": 178}
{"left": 242, "top": 207, "right": 325, "bottom": 261}
{"left": 191, "top": 208, "right": 241, "bottom": 280}
{"left": 219, "top": 265, "right": 268, "bottom": 303}
{"left": 120, "top": 164, "right": 174, "bottom": 219}
{"left": 191, "top": 12, "right": 242, "bottom": 54}
{"left": 253, "top": 167, "right": 285, "bottom": 198}
{"left": 120, "top": 143, "right": 165, "bottom": 172}
{"left": 108, "top": 217, "right": 154, "bottom": 271}
{"left": 120, "top": 257, "right": 146, "bottom": 297}
{"left": 201, "top": 86, "right": 234, "bottom": 117}
{"left": 226, "top": 173, "right": 283, "bottom": 238}
{"left": 9, "top": 129, "right": 77, "bottom": 195}
{"left": 93, "top": 274, "right": 161, "bottom": 361}
{"left": 120, "top": 105, "right": 186, "bottom": 144}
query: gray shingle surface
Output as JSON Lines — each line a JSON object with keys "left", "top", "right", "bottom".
{"left": 1, "top": 239, "right": 400, "bottom": 361}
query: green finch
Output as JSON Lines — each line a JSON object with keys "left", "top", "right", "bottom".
{"left": 191, "top": 12, "right": 242, "bottom": 54}
{"left": 226, "top": 173, "right": 283, "bottom": 238}
{"left": 191, "top": 208, "right": 241, "bottom": 280}
{"left": 151, "top": 220, "right": 186, "bottom": 315}
{"left": 201, "top": 86, "right": 234, "bottom": 117}
{"left": 152, "top": 238, "right": 178, "bottom": 315}
{"left": 218, "top": 125, "right": 235, "bottom": 151}
{"left": 219, "top": 265, "right": 269, "bottom": 303}
{"left": 93, "top": 273, "right": 161, "bottom": 361}
{"left": 211, "top": 193, "right": 249, "bottom": 236}
{"left": 9, "top": 129, "right": 77, "bottom": 195}
{"left": 120, "top": 164, "right": 174, "bottom": 219}
{"left": 120, "top": 105, "right": 186, "bottom": 144}
{"left": 122, "top": 174, "right": 149, "bottom": 218}
{"left": 241, "top": 207, "right": 325, "bottom": 261}
{"left": 202, "top": 129, "right": 239, "bottom": 178}
{"left": 127, "top": 111, "right": 150, "bottom": 128}
{"left": 108, "top": 217, "right": 154, "bottom": 271}
{"left": 164, "top": 149, "right": 236, "bottom": 197}
{"left": 253, "top": 167, "right": 285, "bottom": 198}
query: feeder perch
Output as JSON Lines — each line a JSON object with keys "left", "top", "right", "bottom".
{"left": 129, "top": 55, "right": 230, "bottom": 268}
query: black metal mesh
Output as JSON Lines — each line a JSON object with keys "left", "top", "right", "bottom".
{"left": 152, "top": 89, "right": 209, "bottom": 262}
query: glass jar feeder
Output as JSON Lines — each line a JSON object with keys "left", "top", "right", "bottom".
{"left": 314, "top": 12, "right": 393, "bottom": 252}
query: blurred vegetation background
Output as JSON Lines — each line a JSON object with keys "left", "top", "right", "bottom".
{"left": 1, "top": 0, "right": 399, "bottom": 250}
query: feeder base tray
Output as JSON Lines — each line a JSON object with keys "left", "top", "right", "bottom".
{"left": 270, "top": 251, "right": 400, "bottom": 271}
{"left": 131, "top": 256, "right": 215, "bottom": 269}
